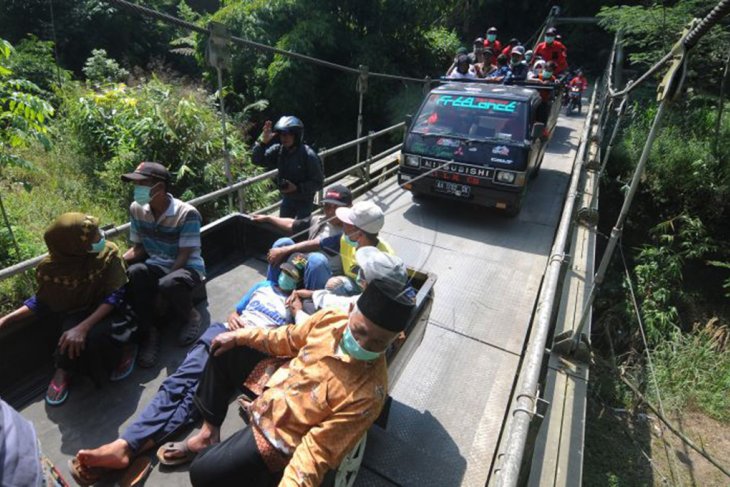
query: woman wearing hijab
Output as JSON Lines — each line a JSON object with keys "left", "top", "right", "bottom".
{"left": 0, "top": 213, "right": 135, "bottom": 406}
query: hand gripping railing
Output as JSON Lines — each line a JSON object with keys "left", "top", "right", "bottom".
{"left": 0, "top": 123, "right": 404, "bottom": 282}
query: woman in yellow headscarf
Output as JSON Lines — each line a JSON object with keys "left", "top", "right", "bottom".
{"left": 0, "top": 213, "right": 135, "bottom": 405}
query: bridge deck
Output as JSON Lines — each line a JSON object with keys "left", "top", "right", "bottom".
{"left": 19, "top": 113, "right": 585, "bottom": 486}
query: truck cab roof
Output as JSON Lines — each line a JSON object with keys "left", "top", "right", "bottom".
{"left": 433, "top": 82, "right": 542, "bottom": 103}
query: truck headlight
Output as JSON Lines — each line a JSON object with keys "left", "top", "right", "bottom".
{"left": 404, "top": 155, "right": 420, "bottom": 168}
{"left": 496, "top": 171, "right": 516, "bottom": 184}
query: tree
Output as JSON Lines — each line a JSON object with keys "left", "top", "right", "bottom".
{"left": 0, "top": 38, "right": 54, "bottom": 170}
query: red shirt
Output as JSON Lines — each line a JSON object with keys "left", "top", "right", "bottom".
{"left": 569, "top": 76, "right": 588, "bottom": 91}
{"left": 483, "top": 39, "right": 502, "bottom": 56}
{"left": 501, "top": 45, "right": 515, "bottom": 57}
{"left": 534, "top": 40, "right": 568, "bottom": 74}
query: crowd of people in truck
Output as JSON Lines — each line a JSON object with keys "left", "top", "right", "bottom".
{"left": 0, "top": 117, "right": 417, "bottom": 486}
{"left": 445, "top": 26, "right": 586, "bottom": 92}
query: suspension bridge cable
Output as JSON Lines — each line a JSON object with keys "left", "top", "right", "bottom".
{"left": 609, "top": 0, "right": 730, "bottom": 97}
{"left": 101, "top": 0, "right": 428, "bottom": 84}
{"left": 618, "top": 241, "right": 681, "bottom": 483}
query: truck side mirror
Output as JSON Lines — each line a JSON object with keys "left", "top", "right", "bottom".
{"left": 531, "top": 122, "right": 545, "bottom": 139}
{"left": 404, "top": 114, "right": 413, "bottom": 127}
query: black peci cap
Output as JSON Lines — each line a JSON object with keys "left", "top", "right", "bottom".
{"left": 356, "top": 282, "right": 414, "bottom": 333}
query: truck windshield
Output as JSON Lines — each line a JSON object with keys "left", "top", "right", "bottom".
{"left": 412, "top": 94, "right": 528, "bottom": 143}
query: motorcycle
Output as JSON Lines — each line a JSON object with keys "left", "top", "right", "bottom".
{"left": 566, "top": 86, "right": 582, "bottom": 114}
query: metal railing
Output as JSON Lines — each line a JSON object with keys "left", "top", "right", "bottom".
{"left": 0, "top": 123, "right": 405, "bottom": 282}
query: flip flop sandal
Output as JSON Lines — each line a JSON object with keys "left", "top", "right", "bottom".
{"left": 110, "top": 345, "right": 138, "bottom": 382}
{"left": 46, "top": 378, "right": 69, "bottom": 406}
{"left": 118, "top": 456, "right": 153, "bottom": 487}
{"left": 156, "top": 440, "right": 197, "bottom": 467}
{"left": 67, "top": 457, "right": 107, "bottom": 486}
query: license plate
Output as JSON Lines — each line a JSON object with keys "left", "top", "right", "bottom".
{"left": 434, "top": 180, "right": 471, "bottom": 197}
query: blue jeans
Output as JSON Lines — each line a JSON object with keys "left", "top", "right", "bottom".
{"left": 266, "top": 237, "right": 331, "bottom": 290}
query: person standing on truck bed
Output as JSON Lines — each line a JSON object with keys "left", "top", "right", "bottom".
{"left": 483, "top": 26, "right": 502, "bottom": 55}
{"left": 252, "top": 116, "right": 324, "bottom": 219}
{"left": 533, "top": 27, "right": 568, "bottom": 75}
{"left": 183, "top": 272, "right": 415, "bottom": 486}
{"left": 121, "top": 162, "right": 206, "bottom": 368}
{"left": 508, "top": 46, "right": 530, "bottom": 82}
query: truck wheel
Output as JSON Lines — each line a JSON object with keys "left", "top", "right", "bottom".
{"left": 333, "top": 433, "right": 367, "bottom": 487}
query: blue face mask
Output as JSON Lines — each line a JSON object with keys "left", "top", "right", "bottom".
{"left": 487, "top": 34, "right": 496, "bottom": 42}
{"left": 89, "top": 236, "right": 106, "bottom": 253}
{"left": 278, "top": 272, "right": 298, "bottom": 291}
{"left": 133, "top": 185, "right": 152, "bottom": 205}
{"left": 340, "top": 324, "right": 381, "bottom": 361}
{"left": 543, "top": 70, "right": 553, "bottom": 79}
{"left": 545, "top": 36, "right": 555, "bottom": 44}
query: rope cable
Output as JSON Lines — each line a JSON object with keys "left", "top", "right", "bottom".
{"left": 618, "top": 241, "right": 681, "bottom": 482}
{"left": 608, "top": 0, "right": 730, "bottom": 97}
{"left": 101, "top": 0, "right": 428, "bottom": 84}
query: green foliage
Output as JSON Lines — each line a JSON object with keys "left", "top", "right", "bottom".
{"left": 598, "top": 1, "right": 730, "bottom": 92}
{"left": 58, "top": 77, "right": 273, "bottom": 213}
{"left": 6, "top": 35, "right": 71, "bottom": 95}
{"left": 0, "top": 38, "right": 54, "bottom": 169}
{"left": 207, "top": 0, "right": 468, "bottom": 145}
{"left": 82, "top": 49, "right": 130, "bottom": 85}
{"left": 651, "top": 321, "right": 730, "bottom": 422}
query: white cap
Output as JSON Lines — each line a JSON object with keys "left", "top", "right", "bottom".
{"left": 355, "top": 247, "right": 407, "bottom": 293}
{"left": 335, "top": 201, "right": 385, "bottom": 234}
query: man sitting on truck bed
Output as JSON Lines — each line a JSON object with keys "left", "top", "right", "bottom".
{"left": 70, "top": 254, "right": 310, "bottom": 484}
{"left": 256, "top": 184, "right": 353, "bottom": 285}
{"left": 184, "top": 270, "right": 415, "bottom": 486}
{"left": 267, "top": 200, "right": 396, "bottom": 296}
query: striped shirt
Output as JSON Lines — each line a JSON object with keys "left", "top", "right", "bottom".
{"left": 129, "top": 194, "right": 206, "bottom": 276}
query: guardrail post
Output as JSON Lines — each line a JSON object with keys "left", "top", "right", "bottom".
{"left": 356, "top": 65, "right": 369, "bottom": 166}
{"left": 365, "top": 130, "right": 374, "bottom": 183}
{"left": 318, "top": 148, "right": 326, "bottom": 204}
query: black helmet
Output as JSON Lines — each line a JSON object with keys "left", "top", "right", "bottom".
{"left": 274, "top": 115, "right": 304, "bottom": 144}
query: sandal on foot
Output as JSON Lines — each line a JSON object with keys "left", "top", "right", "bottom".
{"left": 156, "top": 440, "right": 197, "bottom": 466}
{"left": 67, "top": 457, "right": 107, "bottom": 486}
{"left": 137, "top": 328, "right": 161, "bottom": 369}
{"left": 119, "top": 456, "right": 153, "bottom": 487}
{"left": 45, "top": 377, "right": 69, "bottom": 406}
{"left": 110, "top": 345, "right": 138, "bottom": 382}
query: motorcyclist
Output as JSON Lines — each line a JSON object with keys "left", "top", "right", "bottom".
{"left": 533, "top": 27, "right": 568, "bottom": 75}
{"left": 568, "top": 69, "right": 588, "bottom": 111}
{"left": 253, "top": 116, "right": 324, "bottom": 218}
{"left": 483, "top": 27, "right": 502, "bottom": 55}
